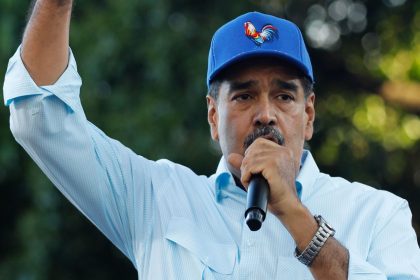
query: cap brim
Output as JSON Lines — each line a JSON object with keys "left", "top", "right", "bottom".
{"left": 208, "top": 49, "right": 313, "bottom": 85}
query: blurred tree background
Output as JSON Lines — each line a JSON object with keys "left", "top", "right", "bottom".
{"left": 0, "top": 0, "right": 419, "bottom": 279}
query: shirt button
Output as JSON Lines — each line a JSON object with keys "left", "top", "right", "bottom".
{"left": 247, "top": 239, "right": 255, "bottom": 247}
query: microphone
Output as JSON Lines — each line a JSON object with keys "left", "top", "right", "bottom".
{"left": 244, "top": 174, "right": 269, "bottom": 231}
{"left": 242, "top": 126, "right": 284, "bottom": 231}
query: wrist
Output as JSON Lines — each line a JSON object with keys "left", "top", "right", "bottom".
{"left": 34, "top": 0, "right": 73, "bottom": 17}
{"left": 40, "top": 0, "right": 73, "bottom": 7}
{"left": 295, "top": 215, "right": 336, "bottom": 266}
{"left": 273, "top": 202, "right": 318, "bottom": 250}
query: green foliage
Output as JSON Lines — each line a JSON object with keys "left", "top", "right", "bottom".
{"left": 1, "top": 0, "right": 419, "bottom": 279}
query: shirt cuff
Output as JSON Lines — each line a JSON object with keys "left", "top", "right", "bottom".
{"left": 2, "top": 45, "right": 82, "bottom": 112}
{"left": 348, "top": 251, "right": 386, "bottom": 280}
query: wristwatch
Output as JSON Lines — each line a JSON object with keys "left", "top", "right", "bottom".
{"left": 294, "top": 215, "right": 335, "bottom": 266}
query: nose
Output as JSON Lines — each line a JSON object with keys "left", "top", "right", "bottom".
{"left": 253, "top": 98, "right": 276, "bottom": 127}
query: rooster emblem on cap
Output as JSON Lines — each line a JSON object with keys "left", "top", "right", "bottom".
{"left": 244, "top": 22, "right": 278, "bottom": 46}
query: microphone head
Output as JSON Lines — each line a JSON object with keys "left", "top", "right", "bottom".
{"left": 245, "top": 208, "right": 264, "bottom": 231}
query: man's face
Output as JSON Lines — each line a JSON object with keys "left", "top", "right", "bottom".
{"left": 207, "top": 60, "right": 315, "bottom": 178}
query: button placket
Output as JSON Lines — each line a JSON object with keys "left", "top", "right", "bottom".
{"left": 237, "top": 221, "right": 260, "bottom": 278}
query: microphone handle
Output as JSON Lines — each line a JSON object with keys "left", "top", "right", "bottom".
{"left": 244, "top": 174, "right": 269, "bottom": 231}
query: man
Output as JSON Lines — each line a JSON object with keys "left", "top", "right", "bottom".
{"left": 3, "top": 0, "right": 420, "bottom": 279}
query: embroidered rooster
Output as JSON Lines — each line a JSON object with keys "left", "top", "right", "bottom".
{"left": 244, "top": 22, "right": 278, "bottom": 46}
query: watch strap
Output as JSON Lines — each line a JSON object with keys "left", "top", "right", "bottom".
{"left": 294, "top": 215, "right": 335, "bottom": 266}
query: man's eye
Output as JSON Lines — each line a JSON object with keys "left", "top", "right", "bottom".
{"left": 277, "top": 94, "right": 294, "bottom": 102}
{"left": 233, "top": 94, "right": 252, "bottom": 101}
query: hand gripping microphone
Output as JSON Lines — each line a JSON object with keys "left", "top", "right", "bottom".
{"left": 243, "top": 127, "right": 284, "bottom": 231}
{"left": 244, "top": 174, "right": 269, "bottom": 231}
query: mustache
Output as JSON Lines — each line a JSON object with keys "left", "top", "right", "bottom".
{"left": 243, "top": 125, "right": 285, "bottom": 149}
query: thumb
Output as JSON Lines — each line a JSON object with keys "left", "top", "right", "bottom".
{"left": 227, "top": 153, "right": 244, "bottom": 171}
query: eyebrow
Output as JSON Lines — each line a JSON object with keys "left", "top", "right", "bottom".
{"left": 226, "top": 79, "right": 299, "bottom": 95}
{"left": 273, "top": 79, "right": 299, "bottom": 93}
{"left": 228, "top": 80, "right": 258, "bottom": 93}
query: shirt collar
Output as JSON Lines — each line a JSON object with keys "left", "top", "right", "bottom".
{"left": 296, "top": 150, "right": 320, "bottom": 201}
{"left": 212, "top": 150, "right": 320, "bottom": 203}
{"left": 213, "top": 157, "right": 239, "bottom": 202}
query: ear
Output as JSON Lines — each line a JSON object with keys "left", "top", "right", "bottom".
{"left": 304, "top": 93, "right": 316, "bottom": 141}
{"left": 206, "top": 95, "right": 219, "bottom": 142}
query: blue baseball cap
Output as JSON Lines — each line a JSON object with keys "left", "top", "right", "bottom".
{"left": 207, "top": 12, "right": 314, "bottom": 88}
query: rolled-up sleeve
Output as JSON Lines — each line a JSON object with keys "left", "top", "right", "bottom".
{"left": 4, "top": 46, "right": 81, "bottom": 110}
{"left": 348, "top": 252, "right": 386, "bottom": 279}
{"left": 348, "top": 199, "right": 420, "bottom": 279}
{"left": 3, "top": 46, "right": 156, "bottom": 267}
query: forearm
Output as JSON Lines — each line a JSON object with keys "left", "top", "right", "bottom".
{"left": 277, "top": 203, "right": 349, "bottom": 279}
{"left": 309, "top": 237, "right": 349, "bottom": 279}
{"left": 22, "top": 0, "right": 73, "bottom": 85}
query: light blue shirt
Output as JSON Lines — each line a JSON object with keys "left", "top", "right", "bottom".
{"left": 3, "top": 47, "right": 420, "bottom": 279}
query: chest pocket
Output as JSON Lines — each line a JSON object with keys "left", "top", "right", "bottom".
{"left": 164, "top": 217, "right": 237, "bottom": 276}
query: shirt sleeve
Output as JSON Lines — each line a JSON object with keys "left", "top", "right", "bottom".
{"left": 348, "top": 198, "right": 420, "bottom": 279}
{"left": 3, "top": 46, "right": 156, "bottom": 267}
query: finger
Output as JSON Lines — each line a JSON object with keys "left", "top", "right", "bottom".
{"left": 240, "top": 157, "right": 265, "bottom": 188}
{"left": 228, "top": 153, "right": 255, "bottom": 188}
{"left": 244, "top": 137, "right": 280, "bottom": 157}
